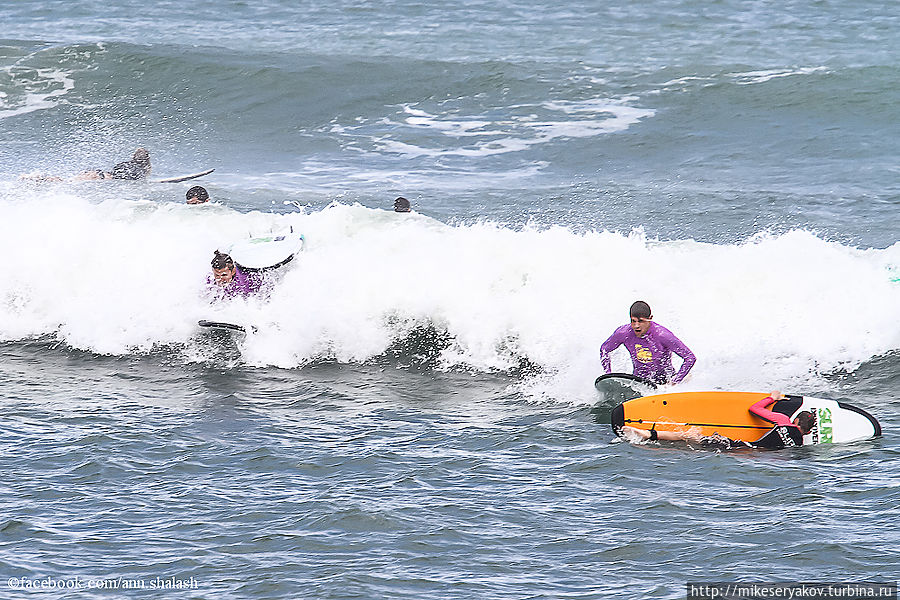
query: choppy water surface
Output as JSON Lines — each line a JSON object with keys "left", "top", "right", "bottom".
{"left": 1, "top": 0, "right": 898, "bottom": 598}
{"left": 3, "top": 344, "right": 898, "bottom": 598}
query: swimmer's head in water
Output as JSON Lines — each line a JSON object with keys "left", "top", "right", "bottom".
{"left": 186, "top": 186, "right": 209, "bottom": 204}
{"left": 132, "top": 147, "right": 150, "bottom": 164}
{"left": 211, "top": 251, "right": 236, "bottom": 284}
{"left": 394, "top": 196, "right": 410, "bottom": 212}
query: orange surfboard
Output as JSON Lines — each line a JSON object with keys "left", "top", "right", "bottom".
{"left": 609, "top": 389, "right": 881, "bottom": 445}
{"left": 611, "top": 391, "right": 775, "bottom": 442}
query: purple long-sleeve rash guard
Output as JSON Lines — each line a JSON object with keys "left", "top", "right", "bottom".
{"left": 207, "top": 266, "right": 263, "bottom": 299}
{"left": 600, "top": 321, "right": 696, "bottom": 384}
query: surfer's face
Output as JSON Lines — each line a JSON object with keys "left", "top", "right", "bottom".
{"left": 630, "top": 316, "right": 652, "bottom": 337}
{"left": 212, "top": 266, "right": 235, "bottom": 285}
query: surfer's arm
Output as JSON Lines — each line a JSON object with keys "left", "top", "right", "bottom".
{"left": 749, "top": 391, "right": 792, "bottom": 426}
{"left": 599, "top": 328, "right": 627, "bottom": 373}
{"left": 622, "top": 426, "right": 702, "bottom": 442}
{"left": 661, "top": 330, "right": 696, "bottom": 384}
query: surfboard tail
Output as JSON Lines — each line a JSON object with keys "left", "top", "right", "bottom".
{"left": 610, "top": 403, "right": 625, "bottom": 436}
{"left": 154, "top": 168, "right": 215, "bottom": 183}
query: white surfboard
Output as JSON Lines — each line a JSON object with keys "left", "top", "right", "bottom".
{"left": 794, "top": 397, "right": 881, "bottom": 445}
{"left": 227, "top": 232, "right": 305, "bottom": 271}
{"left": 154, "top": 168, "right": 215, "bottom": 184}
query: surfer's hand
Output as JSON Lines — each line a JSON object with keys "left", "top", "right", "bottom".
{"left": 770, "top": 390, "right": 784, "bottom": 401}
{"left": 622, "top": 426, "right": 651, "bottom": 440}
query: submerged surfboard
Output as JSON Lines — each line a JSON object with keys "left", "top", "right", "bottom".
{"left": 154, "top": 168, "right": 215, "bottom": 184}
{"left": 592, "top": 373, "right": 658, "bottom": 423}
{"left": 610, "top": 390, "right": 881, "bottom": 446}
{"left": 197, "top": 321, "right": 260, "bottom": 344}
{"left": 198, "top": 320, "right": 249, "bottom": 334}
{"left": 227, "top": 232, "right": 305, "bottom": 271}
{"left": 595, "top": 373, "right": 658, "bottom": 405}
{"left": 197, "top": 320, "right": 258, "bottom": 338}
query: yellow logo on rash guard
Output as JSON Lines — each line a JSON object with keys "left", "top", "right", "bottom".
{"left": 635, "top": 344, "right": 653, "bottom": 363}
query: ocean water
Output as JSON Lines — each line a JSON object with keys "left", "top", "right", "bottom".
{"left": 1, "top": 1, "right": 899, "bottom": 598}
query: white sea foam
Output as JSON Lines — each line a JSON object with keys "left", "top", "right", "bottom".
{"left": 228, "top": 160, "right": 548, "bottom": 191}
{"left": 357, "top": 99, "right": 654, "bottom": 159}
{"left": 728, "top": 66, "right": 829, "bottom": 85}
{"left": 0, "top": 67, "right": 76, "bottom": 119}
{"left": 0, "top": 191, "right": 897, "bottom": 404}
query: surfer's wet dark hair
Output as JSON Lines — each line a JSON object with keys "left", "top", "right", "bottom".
{"left": 794, "top": 410, "right": 816, "bottom": 434}
{"left": 394, "top": 196, "right": 410, "bottom": 212}
{"left": 630, "top": 301, "right": 651, "bottom": 319}
{"left": 211, "top": 251, "right": 234, "bottom": 270}
{"left": 187, "top": 186, "right": 209, "bottom": 202}
{"left": 132, "top": 147, "right": 150, "bottom": 165}
{"left": 111, "top": 147, "right": 151, "bottom": 180}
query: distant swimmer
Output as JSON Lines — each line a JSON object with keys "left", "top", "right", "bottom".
{"left": 600, "top": 300, "right": 695, "bottom": 385}
{"left": 208, "top": 251, "right": 263, "bottom": 299}
{"left": 623, "top": 391, "right": 817, "bottom": 449}
{"left": 110, "top": 147, "right": 151, "bottom": 180}
{"left": 70, "top": 147, "right": 151, "bottom": 180}
{"left": 393, "top": 196, "right": 411, "bottom": 212}
{"left": 19, "top": 147, "right": 151, "bottom": 182}
{"left": 186, "top": 186, "right": 209, "bottom": 204}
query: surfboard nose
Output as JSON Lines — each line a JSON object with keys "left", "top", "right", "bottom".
{"left": 610, "top": 403, "right": 625, "bottom": 435}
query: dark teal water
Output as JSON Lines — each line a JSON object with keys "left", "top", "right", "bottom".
{"left": 1, "top": 1, "right": 898, "bottom": 598}
{"left": 2, "top": 343, "right": 898, "bottom": 598}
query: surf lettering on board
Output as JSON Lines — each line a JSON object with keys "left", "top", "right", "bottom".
{"left": 817, "top": 407, "right": 834, "bottom": 443}
{"left": 248, "top": 236, "right": 286, "bottom": 244}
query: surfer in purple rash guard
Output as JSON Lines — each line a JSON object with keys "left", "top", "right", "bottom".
{"left": 207, "top": 251, "right": 263, "bottom": 299}
{"left": 600, "top": 300, "right": 696, "bottom": 385}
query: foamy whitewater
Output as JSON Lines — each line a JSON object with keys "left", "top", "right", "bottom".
{"left": 2, "top": 194, "right": 896, "bottom": 396}
{"left": 1, "top": 1, "right": 899, "bottom": 598}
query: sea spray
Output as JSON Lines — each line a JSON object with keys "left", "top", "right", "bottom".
{"left": 1, "top": 195, "right": 897, "bottom": 401}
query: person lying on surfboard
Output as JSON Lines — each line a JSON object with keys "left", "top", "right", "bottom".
{"left": 622, "top": 391, "right": 818, "bottom": 450}
{"left": 110, "top": 147, "right": 152, "bottom": 180}
{"left": 19, "top": 147, "right": 151, "bottom": 182}
{"left": 73, "top": 147, "right": 151, "bottom": 180}
{"left": 208, "top": 251, "right": 264, "bottom": 299}
{"left": 600, "top": 300, "right": 696, "bottom": 385}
